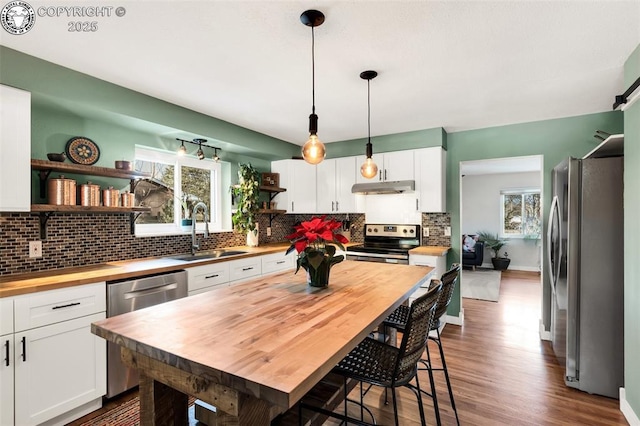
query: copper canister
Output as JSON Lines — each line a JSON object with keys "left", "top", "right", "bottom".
{"left": 120, "top": 191, "right": 135, "bottom": 207}
{"left": 103, "top": 187, "right": 119, "bottom": 207}
{"left": 79, "top": 182, "right": 100, "bottom": 206}
{"left": 48, "top": 175, "right": 76, "bottom": 205}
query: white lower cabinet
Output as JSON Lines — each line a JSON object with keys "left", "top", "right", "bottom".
{"left": 1, "top": 332, "right": 14, "bottom": 426}
{"left": 261, "top": 252, "right": 295, "bottom": 275}
{"left": 187, "top": 262, "right": 231, "bottom": 296}
{"left": 229, "top": 257, "right": 262, "bottom": 285}
{"left": 408, "top": 254, "right": 446, "bottom": 303}
{"left": 1, "top": 282, "right": 107, "bottom": 426}
{"left": 14, "top": 313, "right": 106, "bottom": 426}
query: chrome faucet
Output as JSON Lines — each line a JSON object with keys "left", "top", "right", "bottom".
{"left": 191, "top": 202, "right": 210, "bottom": 255}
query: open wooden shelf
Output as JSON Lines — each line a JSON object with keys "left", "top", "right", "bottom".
{"left": 31, "top": 159, "right": 150, "bottom": 180}
{"left": 31, "top": 204, "right": 150, "bottom": 214}
{"left": 259, "top": 185, "right": 286, "bottom": 193}
{"left": 258, "top": 208, "right": 286, "bottom": 215}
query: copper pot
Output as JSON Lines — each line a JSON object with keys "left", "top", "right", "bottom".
{"left": 103, "top": 187, "right": 119, "bottom": 207}
{"left": 79, "top": 182, "right": 100, "bottom": 206}
{"left": 120, "top": 191, "right": 135, "bottom": 207}
{"left": 48, "top": 175, "right": 76, "bottom": 205}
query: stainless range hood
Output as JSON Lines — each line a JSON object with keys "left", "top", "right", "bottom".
{"left": 351, "top": 180, "right": 415, "bottom": 195}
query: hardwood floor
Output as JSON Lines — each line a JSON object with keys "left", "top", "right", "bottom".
{"left": 328, "top": 270, "right": 628, "bottom": 425}
{"left": 70, "top": 270, "right": 628, "bottom": 425}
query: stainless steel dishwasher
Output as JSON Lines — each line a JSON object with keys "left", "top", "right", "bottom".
{"left": 106, "top": 270, "right": 188, "bottom": 398}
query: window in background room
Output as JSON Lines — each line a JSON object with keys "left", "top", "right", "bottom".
{"left": 501, "top": 189, "right": 541, "bottom": 238}
{"left": 133, "top": 146, "right": 221, "bottom": 235}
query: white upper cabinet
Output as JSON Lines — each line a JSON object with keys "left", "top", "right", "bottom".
{"left": 271, "top": 159, "right": 317, "bottom": 213}
{"left": 0, "top": 85, "right": 31, "bottom": 212}
{"left": 355, "top": 150, "right": 414, "bottom": 184}
{"left": 317, "top": 157, "right": 358, "bottom": 213}
{"left": 414, "top": 147, "right": 446, "bottom": 212}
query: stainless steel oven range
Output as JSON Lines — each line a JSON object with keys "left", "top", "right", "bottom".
{"left": 346, "top": 224, "right": 420, "bottom": 264}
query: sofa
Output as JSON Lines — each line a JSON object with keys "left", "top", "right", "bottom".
{"left": 462, "top": 234, "right": 484, "bottom": 270}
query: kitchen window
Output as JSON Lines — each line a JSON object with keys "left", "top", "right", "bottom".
{"left": 501, "top": 189, "right": 541, "bottom": 238}
{"left": 133, "top": 146, "right": 221, "bottom": 236}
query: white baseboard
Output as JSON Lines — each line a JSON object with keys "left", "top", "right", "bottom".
{"left": 539, "top": 319, "right": 551, "bottom": 341}
{"left": 621, "top": 388, "right": 640, "bottom": 426}
{"left": 445, "top": 309, "right": 464, "bottom": 326}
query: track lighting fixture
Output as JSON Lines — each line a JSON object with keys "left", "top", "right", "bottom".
{"left": 175, "top": 138, "right": 221, "bottom": 161}
{"left": 300, "top": 9, "right": 326, "bottom": 165}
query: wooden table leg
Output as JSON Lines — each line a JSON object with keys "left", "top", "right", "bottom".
{"left": 216, "top": 392, "right": 272, "bottom": 426}
{"left": 139, "top": 372, "right": 189, "bottom": 426}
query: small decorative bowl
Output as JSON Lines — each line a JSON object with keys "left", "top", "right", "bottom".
{"left": 47, "top": 153, "right": 66, "bottom": 162}
{"left": 115, "top": 160, "right": 132, "bottom": 170}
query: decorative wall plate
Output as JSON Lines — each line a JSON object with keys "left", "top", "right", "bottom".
{"left": 65, "top": 137, "right": 100, "bottom": 165}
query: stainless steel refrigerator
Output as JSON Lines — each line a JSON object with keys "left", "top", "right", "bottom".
{"left": 547, "top": 156, "right": 624, "bottom": 398}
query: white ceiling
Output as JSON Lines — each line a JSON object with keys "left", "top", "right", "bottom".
{"left": 1, "top": 1, "right": 639, "bottom": 147}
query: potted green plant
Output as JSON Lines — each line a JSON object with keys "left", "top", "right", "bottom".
{"left": 231, "top": 163, "right": 260, "bottom": 246}
{"left": 477, "top": 231, "right": 511, "bottom": 270}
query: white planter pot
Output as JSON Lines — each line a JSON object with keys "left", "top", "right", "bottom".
{"left": 246, "top": 225, "right": 259, "bottom": 247}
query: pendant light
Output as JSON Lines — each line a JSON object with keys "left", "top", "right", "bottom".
{"left": 360, "top": 70, "right": 379, "bottom": 179}
{"left": 212, "top": 148, "right": 220, "bottom": 162}
{"left": 300, "top": 9, "right": 326, "bottom": 165}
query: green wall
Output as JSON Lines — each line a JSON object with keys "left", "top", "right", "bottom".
{"left": 325, "top": 127, "right": 446, "bottom": 158}
{"left": 0, "top": 46, "right": 299, "bottom": 165}
{"left": 624, "top": 43, "right": 640, "bottom": 419}
{"left": 445, "top": 112, "right": 623, "bottom": 320}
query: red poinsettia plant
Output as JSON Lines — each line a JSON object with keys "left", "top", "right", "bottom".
{"left": 285, "top": 216, "right": 349, "bottom": 285}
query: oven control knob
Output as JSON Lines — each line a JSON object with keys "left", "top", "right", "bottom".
{"left": 367, "top": 228, "right": 372, "bottom": 232}
{"left": 410, "top": 229, "right": 414, "bottom": 234}
{"left": 373, "top": 228, "right": 378, "bottom": 233}
{"left": 403, "top": 229, "right": 407, "bottom": 233}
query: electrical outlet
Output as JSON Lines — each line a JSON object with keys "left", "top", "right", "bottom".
{"left": 266, "top": 227, "right": 272, "bottom": 237}
{"left": 29, "top": 241, "right": 42, "bottom": 258}
{"left": 423, "top": 227, "right": 429, "bottom": 237}
{"left": 444, "top": 226, "right": 451, "bottom": 237}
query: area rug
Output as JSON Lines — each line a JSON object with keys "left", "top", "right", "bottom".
{"left": 79, "top": 396, "right": 196, "bottom": 426}
{"left": 461, "top": 269, "right": 502, "bottom": 302}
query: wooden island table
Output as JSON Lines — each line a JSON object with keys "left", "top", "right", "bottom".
{"left": 91, "top": 260, "right": 434, "bottom": 425}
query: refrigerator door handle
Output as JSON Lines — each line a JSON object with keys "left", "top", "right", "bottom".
{"left": 547, "top": 196, "right": 560, "bottom": 294}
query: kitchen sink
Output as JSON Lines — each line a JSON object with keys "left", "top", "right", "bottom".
{"left": 168, "top": 250, "right": 248, "bottom": 262}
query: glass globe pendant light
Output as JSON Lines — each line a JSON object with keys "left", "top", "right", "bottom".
{"left": 360, "top": 70, "right": 379, "bottom": 179}
{"left": 300, "top": 10, "right": 326, "bottom": 165}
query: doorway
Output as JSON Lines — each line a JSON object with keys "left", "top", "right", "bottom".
{"left": 459, "top": 155, "right": 544, "bottom": 332}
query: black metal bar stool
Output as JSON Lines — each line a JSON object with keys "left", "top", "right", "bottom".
{"left": 299, "top": 282, "right": 444, "bottom": 426}
{"left": 383, "top": 264, "right": 461, "bottom": 426}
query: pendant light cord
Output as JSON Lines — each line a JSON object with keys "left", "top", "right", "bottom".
{"left": 311, "top": 26, "right": 316, "bottom": 115}
{"left": 367, "top": 79, "right": 371, "bottom": 143}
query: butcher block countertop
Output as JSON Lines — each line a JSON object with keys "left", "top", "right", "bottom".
{"left": 0, "top": 243, "right": 293, "bottom": 298}
{"left": 92, "top": 261, "right": 435, "bottom": 420}
{"left": 0, "top": 243, "right": 446, "bottom": 298}
{"left": 408, "top": 246, "right": 450, "bottom": 256}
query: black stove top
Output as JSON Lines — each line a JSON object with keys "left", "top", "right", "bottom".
{"left": 348, "top": 243, "right": 418, "bottom": 255}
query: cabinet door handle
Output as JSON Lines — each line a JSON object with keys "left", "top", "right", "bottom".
{"left": 242, "top": 267, "right": 254, "bottom": 271}
{"left": 379, "top": 170, "right": 382, "bottom": 181}
{"left": 291, "top": 201, "right": 294, "bottom": 212}
{"left": 384, "top": 169, "right": 388, "bottom": 181}
{"left": 4, "top": 340, "right": 9, "bottom": 367}
{"left": 21, "top": 336, "right": 26, "bottom": 362}
{"left": 205, "top": 274, "right": 219, "bottom": 279}
{"left": 276, "top": 260, "right": 286, "bottom": 265}
{"left": 416, "top": 198, "right": 419, "bottom": 211}
{"left": 336, "top": 201, "right": 339, "bottom": 211}
{"left": 331, "top": 201, "right": 334, "bottom": 211}
{"left": 52, "top": 301, "right": 81, "bottom": 310}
